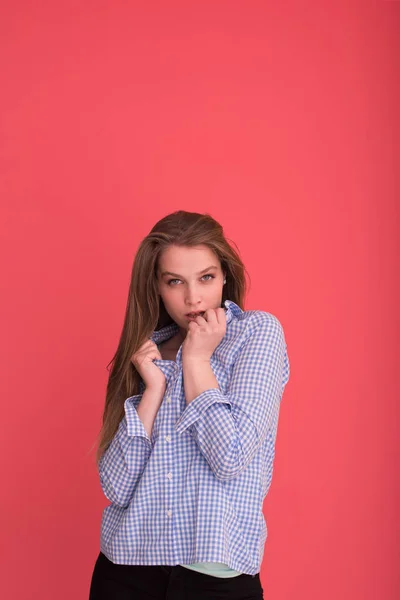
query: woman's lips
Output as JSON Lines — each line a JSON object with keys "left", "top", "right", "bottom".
{"left": 186, "top": 311, "right": 205, "bottom": 319}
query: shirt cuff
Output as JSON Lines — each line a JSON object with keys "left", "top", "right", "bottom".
{"left": 174, "top": 388, "right": 232, "bottom": 435}
{"left": 124, "top": 395, "right": 151, "bottom": 444}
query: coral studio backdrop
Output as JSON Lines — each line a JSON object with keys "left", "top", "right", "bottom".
{"left": 1, "top": 2, "right": 398, "bottom": 600}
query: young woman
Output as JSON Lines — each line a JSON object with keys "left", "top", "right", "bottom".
{"left": 89, "top": 210, "right": 290, "bottom": 600}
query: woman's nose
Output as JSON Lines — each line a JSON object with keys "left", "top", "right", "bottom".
{"left": 185, "top": 286, "right": 202, "bottom": 305}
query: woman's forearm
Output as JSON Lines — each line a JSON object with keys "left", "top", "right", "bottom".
{"left": 182, "top": 358, "right": 220, "bottom": 405}
{"left": 136, "top": 386, "right": 165, "bottom": 438}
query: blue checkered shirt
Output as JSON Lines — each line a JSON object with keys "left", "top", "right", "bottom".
{"left": 98, "top": 299, "right": 290, "bottom": 575}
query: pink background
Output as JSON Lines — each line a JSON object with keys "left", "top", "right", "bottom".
{"left": 1, "top": 2, "right": 398, "bottom": 599}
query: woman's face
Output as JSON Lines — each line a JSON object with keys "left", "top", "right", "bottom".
{"left": 157, "top": 244, "right": 226, "bottom": 331}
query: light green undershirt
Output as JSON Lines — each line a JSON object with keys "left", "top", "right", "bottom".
{"left": 179, "top": 562, "right": 243, "bottom": 578}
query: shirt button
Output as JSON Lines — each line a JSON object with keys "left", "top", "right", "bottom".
{"left": 165, "top": 435, "right": 171, "bottom": 442}
{"left": 166, "top": 509, "right": 172, "bottom": 517}
{"left": 166, "top": 472, "right": 172, "bottom": 480}
{"left": 166, "top": 396, "right": 172, "bottom": 403}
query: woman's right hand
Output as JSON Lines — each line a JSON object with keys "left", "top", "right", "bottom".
{"left": 130, "top": 340, "right": 166, "bottom": 392}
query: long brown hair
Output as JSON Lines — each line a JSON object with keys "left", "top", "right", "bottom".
{"left": 91, "top": 210, "right": 250, "bottom": 465}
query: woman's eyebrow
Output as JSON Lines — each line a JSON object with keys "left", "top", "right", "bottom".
{"left": 161, "top": 265, "right": 218, "bottom": 278}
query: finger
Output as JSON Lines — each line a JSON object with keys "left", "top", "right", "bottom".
{"left": 135, "top": 340, "right": 158, "bottom": 359}
{"left": 136, "top": 347, "right": 161, "bottom": 365}
{"left": 193, "top": 313, "right": 207, "bottom": 323}
{"left": 149, "top": 343, "right": 162, "bottom": 359}
{"left": 137, "top": 341, "right": 154, "bottom": 355}
{"left": 215, "top": 307, "right": 226, "bottom": 325}
{"left": 202, "top": 308, "right": 218, "bottom": 322}
{"left": 139, "top": 339, "right": 155, "bottom": 350}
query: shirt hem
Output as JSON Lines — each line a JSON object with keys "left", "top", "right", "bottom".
{"left": 99, "top": 545, "right": 260, "bottom": 576}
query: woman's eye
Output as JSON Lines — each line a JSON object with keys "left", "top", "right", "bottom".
{"left": 167, "top": 274, "right": 215, "bottom": 286}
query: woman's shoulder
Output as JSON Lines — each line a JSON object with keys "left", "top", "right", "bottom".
{"left": 226, "top": 299, "right": 285, "bottom": 333}
{"left": 222, "top": 308, "right": 287, "bottom": 363}
{"left": 239, "top": 307, "right": 286, "bottom": 334}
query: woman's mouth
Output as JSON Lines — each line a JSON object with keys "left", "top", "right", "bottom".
{"left": 185, "top": 311, "right": 205, "bottom": 319}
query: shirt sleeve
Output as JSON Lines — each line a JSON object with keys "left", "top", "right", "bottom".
{"left": 98, "top": 394, "right": 152, "bottom": 508}
{"left": 174, "top": 313, "right": 289, "bottom": 482}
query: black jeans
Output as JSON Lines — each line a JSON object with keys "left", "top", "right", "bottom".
{"left": 89, "top": 551, "right": 264, "bottom": 600}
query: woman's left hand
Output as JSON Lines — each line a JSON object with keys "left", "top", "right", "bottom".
{"left": 182, "top": 308, "right": 227, "bottom": 362}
